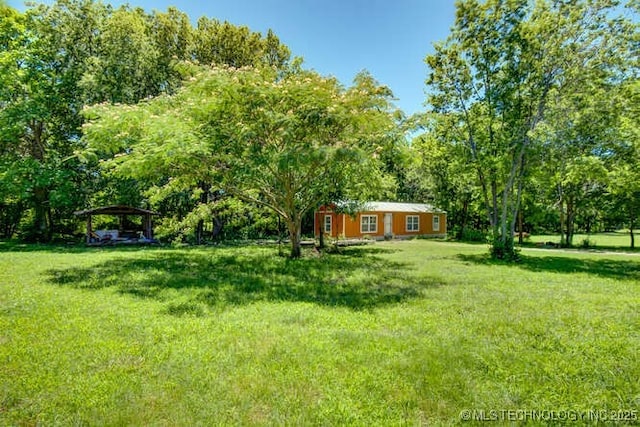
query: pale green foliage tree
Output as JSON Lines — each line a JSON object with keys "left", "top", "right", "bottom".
{"left": 84, "top": 65, "right": 396, "bottom": 257}
{"left": 0, "top": 3, "right": 26, "bottom": 236}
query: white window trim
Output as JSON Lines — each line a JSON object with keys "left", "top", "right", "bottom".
{"left": 360, "top": 215, "right": 378, "bottom": 233}
{"left": 324, "top": 215, "right": 332, "bottom": 233}
{"left": 433, "top": 214, "right": 440, "bottom": 231}
{"left": 406, "top": 215, "right": 420, "bottom": 232}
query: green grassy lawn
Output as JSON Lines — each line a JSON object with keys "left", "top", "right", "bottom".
{"left": 523, "top": 231, "right": 636, "bottom": 250}
{"left": 1, "top": 240, "right": 638, "bottom": 425}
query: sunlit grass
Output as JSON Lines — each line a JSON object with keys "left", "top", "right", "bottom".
{"left": 1, "top": 240, "right": 638, "bottom": 424}
{"left": 524, "top": 231, "right": 636, "bottom": 249}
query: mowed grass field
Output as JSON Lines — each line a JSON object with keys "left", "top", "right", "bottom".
{"left": 524, "top": 231, "right": 637, "bottom": 249}
{"left": 0, "top": 240, "right": 638, "bottom": 425}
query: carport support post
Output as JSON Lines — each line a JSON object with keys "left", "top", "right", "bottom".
{"left": 144, "top": 214, "right": 152, "bottom": 239}
{"left": 86, "top": 215, "right": 92, "bottom": 244}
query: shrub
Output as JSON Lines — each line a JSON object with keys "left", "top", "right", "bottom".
{"left": 460, "top": 228, "right": 488, "bottom": 243}
{"left": 490, "top": 235, "right": 521, "bottom": 261}
{"left": 580, "top": 238, "right": 595, "bottom": 249}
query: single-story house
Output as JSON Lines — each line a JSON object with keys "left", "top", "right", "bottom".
{"left": 314, "top": 201, "right": 446, "bottom": 240}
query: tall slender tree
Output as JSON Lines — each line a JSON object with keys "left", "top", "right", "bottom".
{"left": 425, "top": 0, "right": 633, "bottom": 259}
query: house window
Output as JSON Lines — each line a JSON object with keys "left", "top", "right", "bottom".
{"left": 406, "top": 215, "right": 419, "bottom": 232}
{"left": 324, "top": 215, "right": 332, "bottom": 233}
{"left": 361, "top": 215, "right": 378, "bottom": 233}
{"left": 433, "top": 214, "right": 440, "bottom": 231}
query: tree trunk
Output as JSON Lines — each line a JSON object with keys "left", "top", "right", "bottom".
{"left": 491, "top": 180, "right": 499, "bottom": 232}
{"left": 29, "top": 121, "right": 52, "bottom": 242}
{"left": 630, "top": 216, "right": 635, "bottom": 249}
{"left": 518, "top": 208, "right": 524, "bottom": 245}
{"left": 511, "top": 155, "right": 526, "bottom": 246}
{"left": 458, "top": 196, "right": 470, "bottom": 240}
{"left": 287, "top": 217, "right": 302, "bottom": 258}
{"left": 565, "top": 196, "right": 575, "bottom": 247}
{"left": 559, "top": 198, "right": 566, "bottom": 247}
{"left": 33, "top": 187, "right": 51, "bottom": 242}
{"left": 500, "top": 190, "right": 510, "bottom": 247}
{"left": 196, "top": 220, "right": 204, "bottom": 245}
{"left": 501, "top": 140, "right": 527, "bottom": 250}
{"left": 211, "top": 217, "right": 224, "bottom": 239}
{"left": 318, "top": 226, "right": 325, "bottom": 249}
{"left": 288, "top": 220, "right": 302, "bottom": 259}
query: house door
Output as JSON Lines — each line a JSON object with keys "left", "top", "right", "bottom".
{"left": 384, "top": 213, "right": 392, "bottom": 236}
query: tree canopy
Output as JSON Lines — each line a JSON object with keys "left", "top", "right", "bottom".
{"left": 83, "top": 65, "right": 398, "bottom": 257}
{"left": 0, "top": 0, "right": 291, "bottom": 242}
{"left": 1, "top": 0, "right": 638, "bottom": 254}
{"left": 424, "top": 0, "right": 638, "bottom": 257}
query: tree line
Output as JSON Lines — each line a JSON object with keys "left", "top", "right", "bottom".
{"left": 0, "top": 0, "right": 291, "bottom": 243}
{"left": 0, "top": 0, "right": 638, "bottom": 258}
{"left": 420, "top": 0, "right": 638, "bottom": 257}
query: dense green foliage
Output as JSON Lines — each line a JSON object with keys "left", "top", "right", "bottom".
{"left": 1, "top": 240, "right": 638, "bottom": 424}
{"left": 83, "top": 65, "right": 399, "bottom": 257}
{"left": 0, "top": 0, "right": 638, "bottom": 254}
{"left": 2, "top": 0, "right": 638, "bottom": 423}
{"left": 0, "top": 0, "right": 291, "bottom": 242}
{"left": 422, "top": 0, "right": 638, "bottom": 256}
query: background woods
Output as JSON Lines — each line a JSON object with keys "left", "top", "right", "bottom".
{"left": 0, "top": 0, "right": 638, "bottom": 256}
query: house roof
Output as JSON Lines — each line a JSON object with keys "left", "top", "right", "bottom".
{"left": 362, "top": 201, "right": 445, "bottom": 213}
{"left": 74, "top": 205, "right": 158, "bottom": 216}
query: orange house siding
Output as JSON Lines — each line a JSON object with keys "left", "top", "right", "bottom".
{"left": 315, "top": 205, "right": 447, "bottom": 239}
{"left": 315, "top": 208, "right": 348, "bottom": 239}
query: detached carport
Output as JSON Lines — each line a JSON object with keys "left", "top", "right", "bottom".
{"left": 74, "top": 205, "right": 158, "bottom": 245}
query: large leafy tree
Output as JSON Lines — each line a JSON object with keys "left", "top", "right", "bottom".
{"left": 608, "top": 81, "right": 640, "bottom": 248}
{"left": 83, "top": 65, "right": 396, "bottom": 257}
{"left": 609, "top": 154, "right": 640, "bottom": 248}
{"left": 80, "top": 5, "right": 160, "bottom": 104}
{"left": 535, "top": 89, "right": 615, "bottom": 246}
{"left": 0, "top": 1, "right": 104, "bottom": 241}
{"left": 425, "top": 0, "right": 633, "bottom": 259}
{"left": 192, "top": 17, "right": 290, "bottom": 69}
{"left": 0, "top": 3, "right": 25, "bottom": 237}
{"left": 412, "top": 113, "right": 482, "bottom": 240}
{"left": 0, "top": 0, "right": 292, "bottom": 241}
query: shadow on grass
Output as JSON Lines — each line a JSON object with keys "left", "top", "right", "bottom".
{"left": 0, "top": 240, "right": 162, "bottom": 254}
{"left": 517, "top": 242, "right": 640, "bottom": 253}
{"left": 46, "top": 246, "right": 437, "bottom": 312}
{"left": 457, "top": 253, "right": 640, "bottom": 281}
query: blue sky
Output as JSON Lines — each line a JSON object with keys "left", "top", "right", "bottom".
{"left": 10, "top": 0, "right": 457, "bottom": 115}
